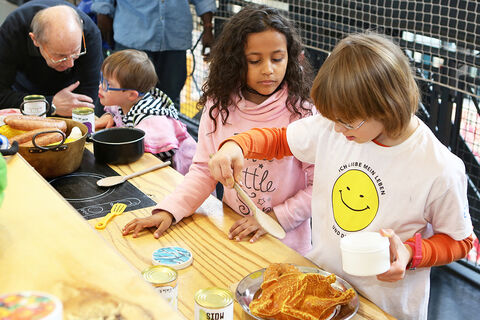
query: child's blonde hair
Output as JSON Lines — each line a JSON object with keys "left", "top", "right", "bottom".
{"left": 311, "top": 33, "right": 419, "bottom": 138}
{"left": 102, "top": 49, "right": 158, "bottom": 93}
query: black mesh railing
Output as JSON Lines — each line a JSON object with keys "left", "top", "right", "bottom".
{"left": 183, "top": 0, "right": 480, "bottom": 269}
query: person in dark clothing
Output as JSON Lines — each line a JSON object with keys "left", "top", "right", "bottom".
{"left": 0, "top": 0, "right": 103, "bottom": 116}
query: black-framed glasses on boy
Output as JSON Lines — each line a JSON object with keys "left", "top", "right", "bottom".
{"left": 336, "top": 119, "right": 366, "bottom": 130}
{"left": 41, "top": 32, "right": 87, "bottom": 64}
{"left": 99, "top": 72, "right": 146, "bottom": 96}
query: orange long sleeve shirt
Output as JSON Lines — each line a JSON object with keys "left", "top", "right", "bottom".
{"left": 224, "top": 127, "right": 474, "bottom": 268}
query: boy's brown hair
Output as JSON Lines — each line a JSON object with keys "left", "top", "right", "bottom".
{"left": 102, "top": 49, "right": 157, "bottom": 93}
{"left": 311, "top": 33, "right": 419, "bottom": 138}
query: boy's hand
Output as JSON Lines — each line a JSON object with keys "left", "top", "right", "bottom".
{"left": 122, "top": 210, "right": 174, "bottom": 239}
{"left": 229, "top": 216, "right": 266, "bottom": 243}
{"left": 208, "top": 141, "right": 244, "bottom": 188}
{"left": 95, "top": 113, "right": 114, "bottom": 130}
{"left": 376, "top": 229, "right": 412, "bottom": 282}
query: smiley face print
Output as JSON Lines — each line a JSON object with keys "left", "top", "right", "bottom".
{"left": 332, "top": 169, "right": 379, "bottom": 231}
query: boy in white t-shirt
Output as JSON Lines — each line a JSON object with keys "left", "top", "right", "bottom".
{"left": 208, "top": 33, "right": 474, "bottom": 319}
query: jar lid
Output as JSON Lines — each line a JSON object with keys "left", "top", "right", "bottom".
{"left": 194, "top": 287, "right": 233, "bottom": 308}
{"left": 72, "top": 107, "right": 94, "bottom": 114}
{"left": 24, "top": 95, "right": 45, "bottom": 101}
{"left": 142, "top": 265, "right": 177, "bottom": 284}
{"left": 340, "top": 232, "right": 389, "bottom": 253}
{"left": 152, "top": 246, "right": 193, "bottom": 270}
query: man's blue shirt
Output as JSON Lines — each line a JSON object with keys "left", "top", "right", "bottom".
{"left": 91, "top": 0, "right": 216, "bottom": 51}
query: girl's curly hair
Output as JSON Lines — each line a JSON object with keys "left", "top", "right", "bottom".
{"left": 198, "top": 5, "right": 313, "bottom": 132}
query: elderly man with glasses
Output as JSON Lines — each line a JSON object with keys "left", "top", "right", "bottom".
{"left": 0, "top": 0, "right": 103, "bottom": 117}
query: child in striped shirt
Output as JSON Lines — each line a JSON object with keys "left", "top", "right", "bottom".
{"left": 95, "top": 49, "right": 196, "bottom": 174}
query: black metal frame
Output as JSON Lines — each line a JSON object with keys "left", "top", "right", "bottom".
{"left": 213, "top": 0, "right": 480, "bottom": 271}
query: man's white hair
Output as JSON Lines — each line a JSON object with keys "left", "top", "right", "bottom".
{"left": 30, "top": 5, "right": 83, "bottom": 44}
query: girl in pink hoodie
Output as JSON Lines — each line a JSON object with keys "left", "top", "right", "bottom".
{"left": 122, "top": 5, "right": 315, "bottom": 255}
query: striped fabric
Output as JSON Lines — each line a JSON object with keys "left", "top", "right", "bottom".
{"left": 156, "top": 149, "right": 176, "bottom": 164}
{"left": 120, "top": 88, "right": 179, "bottom": 127}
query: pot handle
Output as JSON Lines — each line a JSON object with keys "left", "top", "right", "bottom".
{"left": 1, "top": 141, "right": 18, "bottom": 156}
{"left": 31, "top": 130, "right": 67, "bottom": 151}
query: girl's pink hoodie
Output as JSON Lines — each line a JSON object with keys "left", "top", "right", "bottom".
{"left": 154, "top": 86, "right": 314, "bottom": 255}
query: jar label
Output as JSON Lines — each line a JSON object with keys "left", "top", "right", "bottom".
{"left": 154, "top": 284, "right": 178, "bottom": 311}
{"left": 72, "top": 108, "right": 95, "bottom": 134}
{"left": 20, "top": 95, "right": 49, "bottom": 117}
{"left": 194, "top": 304, "right": 233, "bottom": 320}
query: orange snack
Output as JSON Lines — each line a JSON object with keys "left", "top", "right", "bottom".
{"left": 250, "top": 263, "right": 356, "bottom": 320}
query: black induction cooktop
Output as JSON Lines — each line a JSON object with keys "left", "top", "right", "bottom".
{"left": 49, "top": 149, "right": 156, "bottom": 220}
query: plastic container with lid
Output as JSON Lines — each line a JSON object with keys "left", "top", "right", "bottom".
{"left": 340, "top": 232, "right": 390, "bottom": 276}
{"left": 152, "top": 246, "right": 193, "bottom": 270}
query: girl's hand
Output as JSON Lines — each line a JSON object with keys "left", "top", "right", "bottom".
{"left": 208, "top": 141, "right": 244, "bottom": 188}
{"left": 122, "top": 210, "right": 174, "bottom": 239}
{"left": 95, "top": 113, "right": 114, "bottom": 130}
{"left": 376, "top": 229, "right": 412, "bottom": 282}
{"left": 229, "top": 216, "right": 267, "bottom": 243}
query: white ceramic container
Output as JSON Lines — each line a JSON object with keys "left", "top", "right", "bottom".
{"left": 340, "top": 232, "right": 390, "bottom": 276}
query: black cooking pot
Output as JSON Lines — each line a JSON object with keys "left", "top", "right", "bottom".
{"left": 91, "top": 127, "right": 145, "bottom": 164}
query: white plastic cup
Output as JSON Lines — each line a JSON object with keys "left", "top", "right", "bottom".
{"left": 340, "top": 232, "right": 390, "bottom": 276}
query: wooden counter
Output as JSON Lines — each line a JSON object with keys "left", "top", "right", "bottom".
{"left": 0, "top": 154, "right": 183, "bottom": 320}
{"left": 86, "top": 145, "right": 396, "bottom": 320}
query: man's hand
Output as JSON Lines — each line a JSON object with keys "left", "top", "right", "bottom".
{"left": 200, "top": 12, "right": 214, "bottom": 60}
{"left": 95, "top": 113, "right": 114, "bottom": 130}
{"left": 52, "top": 81, "right": 94, "bottom": 116}
{"left": 96, "top": 14, "right": 114, "bottom": 48}
{"left": 201, "top": 27, "right": 214, "bottom": 60}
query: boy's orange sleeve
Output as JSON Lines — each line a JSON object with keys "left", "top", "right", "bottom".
{"left": 407, "top": 233, "right": 474, "bottom": 268}
{"left": 222, "top": 127, "right": 293, "bottom": 159}
{"left": 223, "top": 130, "right": 475, "bottom": 269}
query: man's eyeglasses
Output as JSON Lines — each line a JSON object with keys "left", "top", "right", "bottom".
{"left": 336, "top": 119, "right": 366, "bottom": 130}
{"left": 99, "top": 72, "right": 146, "bottom": 96}
{"left": 42, "top": 32, "right": 87, "bottom": 64}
